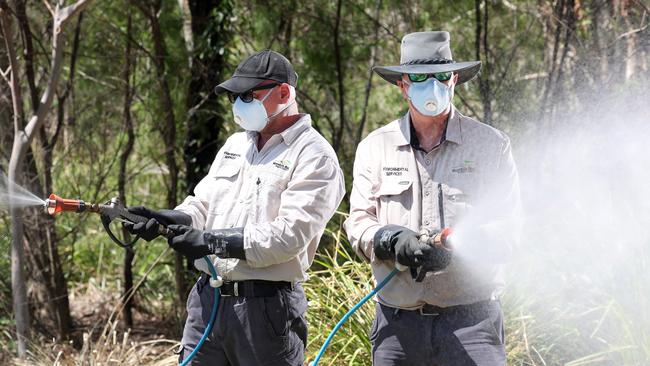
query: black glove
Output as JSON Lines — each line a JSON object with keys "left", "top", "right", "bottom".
{"left": 396, "top": 235, "right": 452, "bottom": 271}
{"left": 167, "top": 225, "right": 246, "bottom": 261}
{"left": 373, "top": 225, "right": 419, "bottom": 260}
{"left": 122, "top": 206, "right": 192, "bottom": 241}
{"left": 374, "top": 224, "right": 452, "bottom": 272}
{"left": 419, "top": 243, "right": 452, "bottom": 274}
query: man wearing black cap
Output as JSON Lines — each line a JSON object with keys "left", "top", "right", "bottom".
{"left": 125, "top": 50, "right": 345, "bottom": 365}
{"left": 345, "top": 31, "right": 520, "bottom": 365}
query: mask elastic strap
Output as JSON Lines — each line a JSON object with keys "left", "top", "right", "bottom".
{"left": 267, "top": 99, "right": 296, "bottom": 120}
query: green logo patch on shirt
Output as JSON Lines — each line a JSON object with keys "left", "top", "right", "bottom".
{"left": 452, "top": 160, "right": 475, "bottom": 174}
{"left": 273, "top": 159, "right": 292, "bottom": 171}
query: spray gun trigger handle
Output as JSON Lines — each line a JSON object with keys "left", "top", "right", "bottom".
{"left": 100, "top": 213, "right": 140, "bottom": 248}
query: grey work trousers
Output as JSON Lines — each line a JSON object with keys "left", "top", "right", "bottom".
{"left": 178, "top": 275, "right": 308, "bottom": 366}
{"left": 371, "top": 300, "right": 506, "bottom": 366}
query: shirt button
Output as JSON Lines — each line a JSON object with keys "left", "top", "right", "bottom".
{"left": 425, "top": 159, "right": 431, "bottom": 165}
{"left": 424, "top": 220, "right": 430, "bottom": 225}
{"left": 425, "top": 191, "right": 430, "bottom": 196}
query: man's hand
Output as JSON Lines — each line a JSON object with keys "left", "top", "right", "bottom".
{"left": 374, "top": 224, "right": 452, "bottom": 272}
{"left": 166, "top": 225, "right": 212, "bottom": 260}
{"left": 396, "top": 237, "right": 452, "bottom": 272}
{"left": 167, "top": 225, "right": 246, "bottom": 261}
{"left": 122, "top": 206, "right": 192, "bottom": 241}
{"left": 373, "top": 225, "right": 419, "bottom": 261}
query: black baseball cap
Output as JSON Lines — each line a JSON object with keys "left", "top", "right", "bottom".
{"left": 214, "top": 50, "right": 298, "bottom": 95}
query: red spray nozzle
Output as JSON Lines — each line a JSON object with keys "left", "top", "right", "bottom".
{"left": 440, "top": 227, "right": 454, "bottom": 248}
{"left": 44, "top": 194, "right": 86, "bottom": 215}
{"left": 419, "top": 227, "right": 454, "bottom": 250}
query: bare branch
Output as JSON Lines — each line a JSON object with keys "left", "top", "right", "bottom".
{"left": 608, "top": 24, "right": 649, "bottom": 46}
{"left": 57, "top": 0, "right": 91, "bottom": 29}
{"left": 42, "top": 0, "right": 54, "bottom": 16}
{"left": 0, "top": 2, "right": 25, "bottom": 133}
{"left": 296, "top": 88, "right": 336, "bottom": 133}
{"left": 0, "top": 66, "right": 10, "bottom": 83}
{"left": 455, "top": 92, "right": 480, "bottom": 119}
{"left": 24, "top": 0, "right": 92, "bottom": 139}
{"left": 344, "top": 0, "right": 400, "bottom": 42}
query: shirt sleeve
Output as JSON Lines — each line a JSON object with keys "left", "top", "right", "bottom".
{"left": 243, "top": 154, "right": 345, "bottom": 268}
{"left": 343, "top": 140, "right": 382, "bottom": 262}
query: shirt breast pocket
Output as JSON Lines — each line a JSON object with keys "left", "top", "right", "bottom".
{"left": 441, "top": 184, "right": 471, "bottom": 227}
{"left": 374, "top": 180, "right": 413, "bottom": 227}
{"left": 206, "top": 164, "right": 241, "bottom": 225}
{"left": 253, "top": 167, "right": 290, "bottom": 222}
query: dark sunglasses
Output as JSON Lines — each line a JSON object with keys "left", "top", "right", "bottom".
{"left": 228, "top": 83, "right": 279, "bottom": 104}
{"left": 407, "top": 72, "right": 453, "bottom": 83}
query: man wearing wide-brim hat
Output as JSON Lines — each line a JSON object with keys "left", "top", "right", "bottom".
{"left": 345, "top": 31, "right": 521, "bottom": 365}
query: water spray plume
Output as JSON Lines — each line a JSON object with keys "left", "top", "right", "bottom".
{"left": 0, "top": 172, "right": 45, "bottom": 210}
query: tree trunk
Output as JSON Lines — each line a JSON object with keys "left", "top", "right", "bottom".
{"left": 140, "top": 0, "right": 184, "bottom": 303}
{"left": 356, "top": 0, "right": 382, "bottom": 146}
{"left": 332, "top": 0, "right": 346, "bottom": 151}
{"left": 2, "top": 0, "right": 91, "bottom": 356}
{"left": 475, "top": 0, "right": 492, "bottom": 125}
{"left": 119, "top": 8, "right": 135, "bottom": 328}
{"left": 182, "top": 0, "right": 232, "bottom": 196}
{"left": 28, "top": 12, "right": 84, "bottom": 342}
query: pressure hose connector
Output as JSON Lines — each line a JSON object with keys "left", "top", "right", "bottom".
{"left": 419, "top": 227, "right": 454, "bottom": 251}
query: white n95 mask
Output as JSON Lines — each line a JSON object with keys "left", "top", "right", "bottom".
{"left": 406, "top": 78, "right": 451, "bottom": 117}
{"left": 232, "top": 87, "right": 295, "bottom": 132}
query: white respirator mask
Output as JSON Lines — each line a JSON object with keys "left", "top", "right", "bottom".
{"left": 232, "top": 86, "right": 295, "bottom": 132}
{"left": 405, "top": 77, "right": 452, "bottom": 117}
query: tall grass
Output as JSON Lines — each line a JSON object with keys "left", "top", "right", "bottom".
{"left": 304, "top": 229, "right": 375, "bottom": 365}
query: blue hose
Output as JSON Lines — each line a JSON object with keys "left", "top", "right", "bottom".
{"left": 310, "top": 268, "right": 399, "bottom": 366}
{"left": 179, "top": 256, "right": 220, "bottom": 366}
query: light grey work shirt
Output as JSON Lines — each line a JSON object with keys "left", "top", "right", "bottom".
{"left": 344, "top": 107, "right": 520, "bottom": 309}
{"left": 176, "top": 114, "right": 345, "bottom": 283}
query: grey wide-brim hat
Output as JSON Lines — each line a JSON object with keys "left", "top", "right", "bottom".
{"left": 373, "top": 31, "right": 481, "bottom": 85}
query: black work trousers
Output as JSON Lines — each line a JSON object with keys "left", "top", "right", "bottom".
{"left": 178, "top": 275, "right": 308, "bottom": 366}
{"left": 371, "top": 300, "right": 506, "bottom": 366}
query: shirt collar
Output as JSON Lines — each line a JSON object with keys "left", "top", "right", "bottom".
{"left": 280, "top": 114, "right": 311, "bottom": 145}
{"left": 445, "top": 107, "right": 462, "bottom": 145}
{"left": 245, "top": 114, "right": 312, "bottom": 145}
{"left": 397, "top": 106, "right": 463, "bottom": 149}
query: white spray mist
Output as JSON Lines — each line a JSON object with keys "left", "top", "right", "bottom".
{"left": 0, "top": 172, "right": 45, "bottom": 210}
{"left": 447, "top": 89, "right": 650, "bottom": 363}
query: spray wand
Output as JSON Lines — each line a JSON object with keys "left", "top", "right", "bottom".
{"left": 43, "top": 193, "right": 173, "bottom": 247}
{"left": 43, "top": 193, "right": 219, "bottom": 366}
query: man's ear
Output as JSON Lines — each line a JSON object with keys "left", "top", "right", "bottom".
{"left": 397, "top": 80, "right": 409, "bottom": 100}
{"left": 452, "top": 73, "right": 459, "bottom": 85}
{"left": 279, "top": 83, "right": 292, "bottom": 102}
